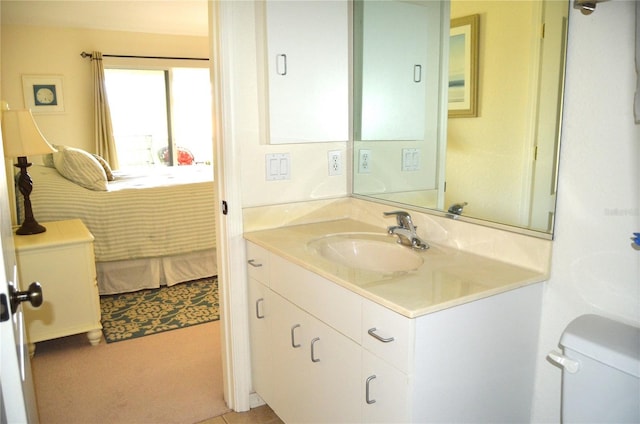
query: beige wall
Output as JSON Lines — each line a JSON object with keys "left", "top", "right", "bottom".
{"left": 1, "top": 24, "right": 208, "bottom": 157}
{"left": 446, "top": 1, "right": 536, "bottom": 226}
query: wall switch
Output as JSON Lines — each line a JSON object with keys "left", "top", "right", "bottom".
{"left": 401, "top": 148, "right": 420, "bottom": 171}
{"left": 359, "top": 149, "right": 372, "bottom": 173}
{"left": 328, "top": 150, "right": 342, "bottom": 176}
{"left": 265, "top": 153, "right": 290, "bottom": 180}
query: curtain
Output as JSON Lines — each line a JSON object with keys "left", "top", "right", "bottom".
{"left": 91, "top": 51, "right": 120, "bottom": 168}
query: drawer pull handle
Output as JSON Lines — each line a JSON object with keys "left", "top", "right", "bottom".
{"left": 247, "top": 259, "right": 263, "bottom": 268}
{"left": 365, "top": 375, "right": 377, "bottom": 404}
{"left": 311, "top": 337, "right": 321, "bottom": 363}
{"left": 414, "top": 64, "right": 422, "bottom": 83}
{"left": 368, "top": 328, "right": 395, "bottom": 343}
{"left": 291, "top": 324, "right": 301, "bottom": 348}
{"left": 255, "top": 298, "right": 264, "bottom": 319}
{"left": 276, "top": 54, "right": 287, "bottom": 75}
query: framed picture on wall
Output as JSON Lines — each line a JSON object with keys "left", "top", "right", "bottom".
{"left": 448, "top": 14, "right": 479, "bottom": 118}
{"left": 22, "top": 75, "right": 65, "bottom": 113}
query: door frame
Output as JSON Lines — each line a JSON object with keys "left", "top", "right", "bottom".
{"left": 209, "top": 0, "right": 253, "bottom": 412}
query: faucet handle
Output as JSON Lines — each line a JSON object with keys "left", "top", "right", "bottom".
{"left": 383, "top": 211, "right": 410, "bottom": 217}
{"left": 383, "top": 210, "right": 414, "bottom": 229}
{"left": 447, "top": 202, "right": 468, "bottom": 215}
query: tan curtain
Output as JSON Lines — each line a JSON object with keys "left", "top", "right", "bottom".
{"left": 91, "top": 51, "right": 119, "bottom": 168}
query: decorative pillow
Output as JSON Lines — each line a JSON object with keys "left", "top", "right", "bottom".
{"left": 92, "top": 154, "right": 115, "bottom": 181}
{"left": 53, "top": 147, "right": 108, "bottom": 191}
{"left": 42, "top": 144, "right": 66, "bottom": 168}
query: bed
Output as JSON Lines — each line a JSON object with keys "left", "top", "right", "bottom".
{"left": 23, "top": 160, "right": 218, "bottom": 295}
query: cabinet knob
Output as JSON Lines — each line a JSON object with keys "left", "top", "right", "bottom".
{"left": 9, "top": 282, "right": 43, "bottom": 314}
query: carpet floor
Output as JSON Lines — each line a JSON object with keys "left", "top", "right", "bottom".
{"left": 100, "top": 277, "right": 219, "bottom": 343}
{"left": 31, "top": 320, "right": 229, "bottom": 424}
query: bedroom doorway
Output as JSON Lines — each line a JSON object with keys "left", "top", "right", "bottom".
{"left": 0, "top": 0, "right": 230, "bottom": 419}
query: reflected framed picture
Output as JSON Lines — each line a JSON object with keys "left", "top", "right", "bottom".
{"left": 448, "top": 14, "right": 479, "bottom": 118}
{"left": 22, "top": 75, "right": 65, "bottom": 113}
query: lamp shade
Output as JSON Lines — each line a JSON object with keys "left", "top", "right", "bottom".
{"left": 1, "top": 109, "right": 56, "bottom": 158}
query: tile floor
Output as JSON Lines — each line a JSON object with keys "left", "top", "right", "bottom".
{"left": 197, "top": 405, "right": 284, "bottom": 424}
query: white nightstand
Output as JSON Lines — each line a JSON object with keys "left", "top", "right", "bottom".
{"left": 13, "top": 219, "right": 102, "bottom": 356}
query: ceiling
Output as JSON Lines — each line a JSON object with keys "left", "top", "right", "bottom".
{"left": 0, "top": 0, "right": 209, "bottom": 37}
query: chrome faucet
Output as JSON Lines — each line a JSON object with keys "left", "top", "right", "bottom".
{"left": 383, "top": 211, "right": 429, "bottom": 250}
{"left": 448, "top": 202, "right": 468, "bottom": 216}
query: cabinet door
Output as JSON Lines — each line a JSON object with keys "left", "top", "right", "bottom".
{"left": 354, "top": 1, "right": 441, "bottom": 140}
{"left": 265, "top": 0, "right": 349, "bottom": 143}
{"left": 305, "top": 310, "right": 361, "bottom": 423}
{"left": 362, "top": 349, "right": 411, "bottom": 423}
{"left": 268, "top": 291, "right": 314, "bottom": 423}
{"left": 247, "top": 277, "right": 273, "bottom": 404}
{"left": 269, "top": 291, "right": 361, "bottom": 423}
{"left": 357, "top": 0, "right": 430, "bottom": 141}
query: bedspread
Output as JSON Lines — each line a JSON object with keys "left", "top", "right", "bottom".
{"left": 25, "top": 165, "right": 217, "bottom": 263}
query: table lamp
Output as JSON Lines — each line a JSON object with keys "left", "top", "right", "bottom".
{"left": 1, "top": 109, "right": 56, "bottom": 235}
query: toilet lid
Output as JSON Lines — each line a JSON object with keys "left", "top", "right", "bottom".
{"left": 560, "top": 314, "right": 640, "bottom": 378}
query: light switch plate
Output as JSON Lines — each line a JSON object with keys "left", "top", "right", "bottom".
{"left": 401, "top": 148, "right": 420, "bottom": 171}
{"left": 265, "top": 153, "right": 290, "bottom": 180}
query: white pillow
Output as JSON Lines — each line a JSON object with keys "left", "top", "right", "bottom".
{"left": 54, "top": 147, "right": 108, "bottom": 191}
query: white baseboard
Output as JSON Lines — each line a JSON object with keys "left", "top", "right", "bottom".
{"left": 249, "top": 392, "right": 265, "bottom": 409}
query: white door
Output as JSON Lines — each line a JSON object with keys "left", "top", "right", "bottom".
{"left": 0, "top": 131, "right": 40, "bottom": 423}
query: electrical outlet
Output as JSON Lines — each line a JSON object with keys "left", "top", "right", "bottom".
{"left": 359, "top": 149, "right": 372, "bottom": 173}
{"left": 328, "top": 150, "right": 342, "bottom": 176}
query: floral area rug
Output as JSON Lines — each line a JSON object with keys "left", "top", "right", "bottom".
{"left": 99, "top": 277, "right": 219, "bottom": 343}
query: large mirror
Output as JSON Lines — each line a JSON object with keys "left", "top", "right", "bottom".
{"left": 353, "top": 0, "right": 568, "bottom": 239}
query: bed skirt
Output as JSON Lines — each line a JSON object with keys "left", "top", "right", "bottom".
{"left": 96, "top": 249, "right": 217, "bottom": 295}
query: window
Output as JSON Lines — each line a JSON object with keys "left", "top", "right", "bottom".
{"left": 104, "top": 64, "right": 212, "bottom": 169}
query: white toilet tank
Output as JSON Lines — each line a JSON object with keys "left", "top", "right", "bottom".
{"left": 554, "top": 314, "right": 640, "bottom": 423}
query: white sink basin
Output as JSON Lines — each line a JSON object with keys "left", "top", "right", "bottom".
{"left": 307, "top": 232, "right": 424, "bottom": 273}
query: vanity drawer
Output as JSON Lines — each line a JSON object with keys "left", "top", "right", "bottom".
{"left": 362, "top": 299, "right": 414, "bottom": 374}
{"left": 269, "top": 253, "right": 362, "bottom": 343}
{"left": 246, "top": 242, "right": 270, "bottom": 285}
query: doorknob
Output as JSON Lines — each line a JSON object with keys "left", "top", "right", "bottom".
{"left": 9, "top": 282, "right": 43, "bottom": 314}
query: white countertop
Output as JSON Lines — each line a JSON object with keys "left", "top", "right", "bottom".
{"left": 244, "top": 218, "right": 546, "bottom": 318}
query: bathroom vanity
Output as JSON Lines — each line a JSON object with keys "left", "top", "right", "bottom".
{"left": 245, "top": 218, "right": 545, "bottom": 423}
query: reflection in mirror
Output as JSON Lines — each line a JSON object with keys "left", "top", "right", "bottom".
{"left": 352, "top": 0, "right": 568, "bottom": 238}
